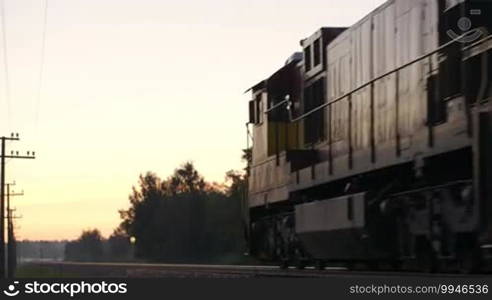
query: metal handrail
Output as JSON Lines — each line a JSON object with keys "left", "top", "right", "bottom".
{"left": 463, "top": 30, "right": 492, "bottom": 51}
{"left": 263, "top": 34, "right": 492, "bottom": 123}
{"left": 265, "top": 98, "right": 290, "bottom": 113}
{"left": 389, "top": 180, "right": 472, "bottom": 198}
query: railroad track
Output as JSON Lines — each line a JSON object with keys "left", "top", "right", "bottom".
{"left": 20, "top": 261, "right": 492, "bottom": 278}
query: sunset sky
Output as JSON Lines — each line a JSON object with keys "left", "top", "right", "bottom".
{"left": 0, "top": 0, "right": 386, "bottom": 240}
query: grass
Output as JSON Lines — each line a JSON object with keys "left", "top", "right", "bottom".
{"left": 14, "top": 254, "right": 266, "bottom": 278}
{"left": 15, "top": 264, "right": 80, "bottom": 278}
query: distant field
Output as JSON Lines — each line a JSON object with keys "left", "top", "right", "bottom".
{"left": 16, "top": 264, "right": 80, "bottom": 278}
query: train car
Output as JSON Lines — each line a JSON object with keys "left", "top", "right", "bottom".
{"left": 245, "top": 0, "right": 492, "bottom": 272}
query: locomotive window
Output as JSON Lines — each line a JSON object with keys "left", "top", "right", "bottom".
{"left": 249, "top": 100, "right": 256, "bottom": 124}
{"left": 249, "top": 94, "right": 263, "bottom": 125}
{"left": 303, "top": 78, "right": 326, "bottom": 145}
{"left": 256, "top": 94, "right": 263, "bottom": 124}
{"left": 304, "top": 45, "right": 312, "bottom": 72}
{"left": 313, "top": 38, "right": 321, "bottom": 67}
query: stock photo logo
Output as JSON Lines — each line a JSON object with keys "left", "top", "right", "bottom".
{"left": 446, "top": 9, "right": 485, "bottom": 43}
{"left": 3, "top": 281, "right": 20, "bottom": 297}
{"left": 1, "top": 281, "right": 128, "bottom": 298}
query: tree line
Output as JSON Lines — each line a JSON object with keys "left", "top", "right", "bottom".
{"left": 18, "top": 240, "right": 66, "bottom": 261}
{"left": 64, "top": 229, "right": 132, "bottom": 262}
{"left": 65, "top": 154, "right": 249, "bottom": 264}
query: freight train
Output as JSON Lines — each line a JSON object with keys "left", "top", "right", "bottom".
{"left": 244, "top": 0, "right": 492, "bottom": 272}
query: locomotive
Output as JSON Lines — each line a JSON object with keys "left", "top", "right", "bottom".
{"left": 244, "top": 0, "right": 492, "bottom": 272}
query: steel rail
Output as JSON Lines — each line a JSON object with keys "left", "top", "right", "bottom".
{"left": 24, "top": 261, "right": 491, "bottom": 278}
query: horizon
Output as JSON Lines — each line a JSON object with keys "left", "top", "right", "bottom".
{"left": 0, "top": 0, "right": 386, "bottom": 241}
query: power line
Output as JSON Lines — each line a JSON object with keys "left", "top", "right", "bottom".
{"left": 0, "top": 0, "right": 11, "bottom": 130}
{"left": 34, "top": 0, "right": 49, "bottom": 131}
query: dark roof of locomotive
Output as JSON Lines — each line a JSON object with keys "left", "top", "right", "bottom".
{"left": 244, "top": 56, "right": 302, "bottom": 94}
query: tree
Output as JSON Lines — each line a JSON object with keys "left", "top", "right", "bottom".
{"left": 65, "top": 229, "right": 104, "bottom": 262}
{"left": 116, "top": 161, "right": 246, "bottom": 263}
{"left": 168, "top": 162, "right": 206, "bottom": 194}
{"left": 242, "top": 148, "right": 252, "bottom": 172}
{"left": 107, "top": 228, "right": 132, "bottom": 261}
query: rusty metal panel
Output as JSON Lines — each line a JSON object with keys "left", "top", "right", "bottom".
{"left": 326, "top": 26, "right": 350, "bottom": 155}
{"left": 295, "top": 193, "right": 366, "bottom": 234}
{"left": 252, "top": 124, "right": 267, "bottom": 163}
{"left": 375, "top": 77, "right": 397, "bottom": 144}
{"left": 327, "top": 2, "right": 394, "bottom": 154}
{"left": 395, "top": 0, "right": 430, "bottom": 144}
{"left": 330, "top": 99, "right": 349, "bottom": 159}
{"left": 351, "top": 88, "right": 372, "bottom": 150}
{"left": 373, "top": 2, "right": 396, "bottom": 77}
{"left": 396, "top": 0, "right": 439, "bottom": 142}
{"left": 352, "top": 18, "right": 373, "bottom": 88}
{"left": 373, "top": 2, "right": 397, "bottom": 145}
{"left": 395, "top": 4, "right": 414, "bottom": 140}
{"left": 422, "top": 0, "right": 439, "bottom": 54}
{"left": 248, "top": 153, "right": 291, "bottom": 208}
{"left": 327, "top": 34, "right": 351, "bottom": 100}
{"left": 325, "top": 0, "right": 439, "bottom": 144}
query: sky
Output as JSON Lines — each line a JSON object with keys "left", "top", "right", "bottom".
{"left": 0, "top": 0, "right": 386, "bottom": 240}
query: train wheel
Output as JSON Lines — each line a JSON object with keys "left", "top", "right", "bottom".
{"left": 345, "top": 262, "right": 355, "bottom": 270}
{"left": 390, "top": 260, "right": 402, "bottom": 271}
{"left": 279, "top": 259, "right": 289, "bottom": 270}
{"left": 367, "top": 261, "right": 380, "bottom": 271}
{"left": 414, "top": 237, "right": 438, "bottom": 273}
{"left": 295, "top": 260, "right": 306, "bottom": 270}
{"left": 315, "top": 260, "right": 326, "bottom": 270}
{"left": 459, "top": 248, "right": 481, "bottom": 274}
{"left": 416, "top": 248, "right": 438, "bottom": 273}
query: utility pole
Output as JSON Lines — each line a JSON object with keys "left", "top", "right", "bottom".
{"left": 0, "top": 133, "right": 35, "bottom": 278}
{"left": 6, "top": 183, "right": 23, "bottom": 278}
{"left": 5, "top": 208, "right": 21, "bottom": 279}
